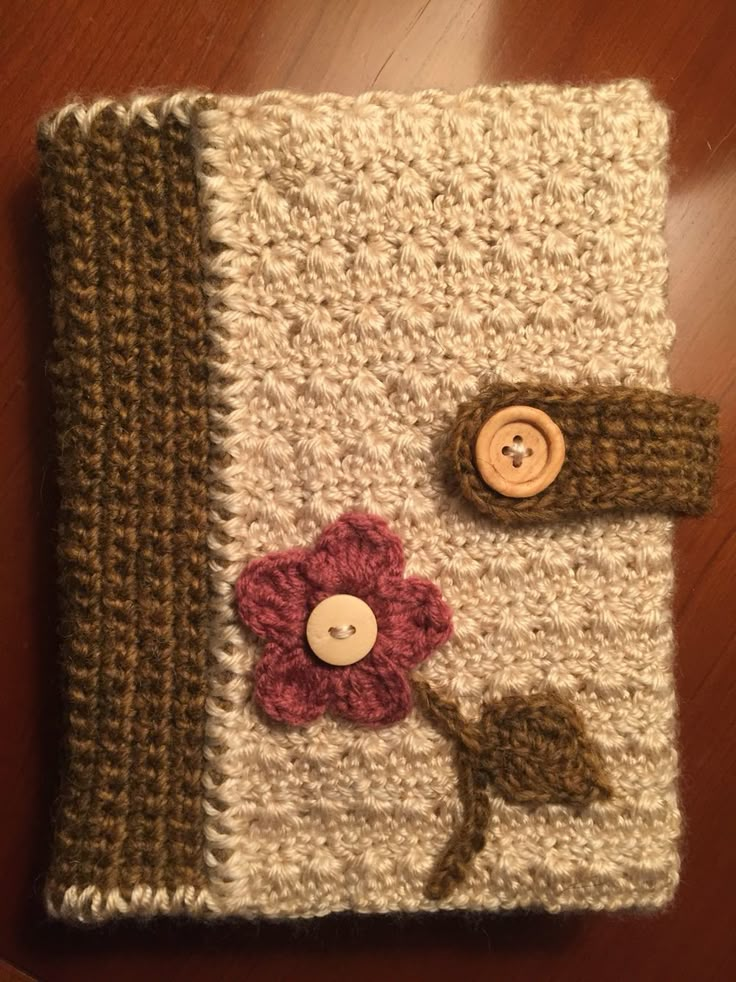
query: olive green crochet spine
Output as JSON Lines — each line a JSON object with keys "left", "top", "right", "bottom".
{"left": 39, "top": 101, "right": 211, "bottom": 914}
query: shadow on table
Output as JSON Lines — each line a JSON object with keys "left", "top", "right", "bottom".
{"left": 6, "top": 172, "right": 63, "bottom": 937}
{"left": 27, "top": 906, "right": 584, "bottom": 957}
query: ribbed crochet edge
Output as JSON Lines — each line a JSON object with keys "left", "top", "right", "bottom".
{"left": 46, "top": 885, "right": 212, "bottom": 923}
{"left": 37, "top": 78, "right": 661, "bottom": 137}
{"left": 48, "top": 872, "right": 677, "bottom": 922}
{"left": 37, "top": 90, "right": 211, "bottom": 137}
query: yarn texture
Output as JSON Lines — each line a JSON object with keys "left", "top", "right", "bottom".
{"left": 39, "top": 96, "right": 212, "bottom": 918}
{"left": 236, "top": 512, "right": 453, "bottom": 726}
{"left": 198, "top": 82, "right": 683, "bottom": 919}
{"left": 37, "top": 80, "right": 717, "bottom": 922}
{"left": 413, "top": 679, "right": 611, "bottom": 899}
{"left": 449, "top": 382, "right": 719, "bottom": 522}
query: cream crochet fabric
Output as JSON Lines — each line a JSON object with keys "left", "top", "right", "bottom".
{"left": 198, "top": 82, "right": 678, "bottom": 916}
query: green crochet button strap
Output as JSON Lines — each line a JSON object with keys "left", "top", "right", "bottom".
{"left": 448, "top": 382, "right": 719, "bottom": 524}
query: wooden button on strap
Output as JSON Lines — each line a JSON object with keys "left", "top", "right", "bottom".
{"left": 474, "top": 405, "right": 566, "bottom": 498}
{"left": 448, "top": 382, "right": 719, "bottom": 524}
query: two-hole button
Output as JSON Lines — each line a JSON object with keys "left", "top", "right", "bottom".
{"left": 474, "top": 405, "right": 565, "bottom": 498}
{"left": 306, "top": 594, "right": 377, "bottom": 666}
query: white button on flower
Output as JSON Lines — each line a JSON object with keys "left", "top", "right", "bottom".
{"left": 306, "top": 594, "right": 378, "bottom": 666}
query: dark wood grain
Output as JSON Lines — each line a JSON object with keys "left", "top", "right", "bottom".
{"left": 1, "top": 2, "right": 734, "bottom": 980}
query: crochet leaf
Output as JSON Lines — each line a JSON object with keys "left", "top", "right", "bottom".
{"left": 413, "top": 678, "right": 611, "bottom": 901}
{"left": 480, "top": 692, "right": 612, "bottom": 806}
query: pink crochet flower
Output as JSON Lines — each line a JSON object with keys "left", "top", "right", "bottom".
{"left": 236, "top": 513, "right": 453, "bottom": 727}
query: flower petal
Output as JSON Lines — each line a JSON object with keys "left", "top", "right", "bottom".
{"left": 254, "top": 643, "right": 330, "bottom": 725}
{"left": 373, "top": 576, "right": 454, "bottom": 669}
{"left": 330, "top": 651, "right": 413, "bottom": 727}
{"left": 236, "top": 548, "right": 310, "bottom": 645}
{"left": 305, "top": 512, "right": 405, "bottom": 596}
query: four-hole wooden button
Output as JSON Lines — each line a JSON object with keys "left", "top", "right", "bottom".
{"left": 306, "top": 594, "right": 378, "bottom": 666}
{"left": 474, "top": 405, "right": 565, "bottom": 498}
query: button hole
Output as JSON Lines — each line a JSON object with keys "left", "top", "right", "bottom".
{"left": 501, "top": 435, "right": 533, "bottom": 468}
{"left": 329, "top": 624, "right": 356, "bottom": 640}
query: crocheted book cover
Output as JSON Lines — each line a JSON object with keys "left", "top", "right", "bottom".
{"left": 38, "top": 81, "right": 718, "bottom": 922}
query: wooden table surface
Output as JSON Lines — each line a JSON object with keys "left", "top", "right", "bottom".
{"left": 1, "top": 2, "right": 734, "bottom": 980}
